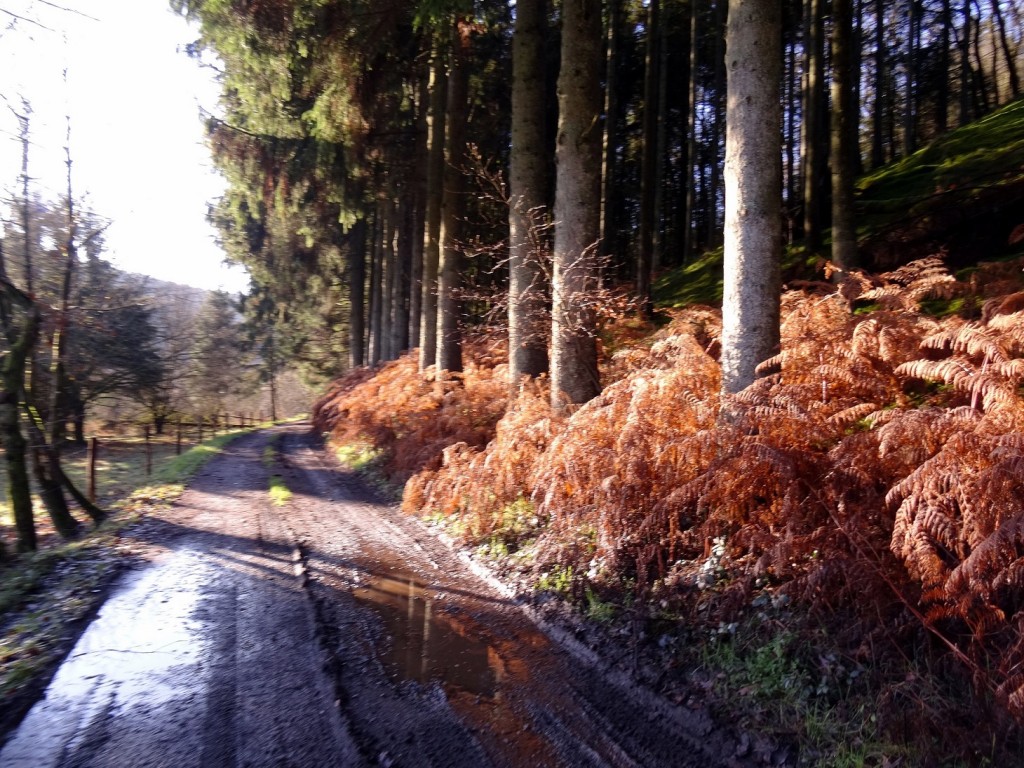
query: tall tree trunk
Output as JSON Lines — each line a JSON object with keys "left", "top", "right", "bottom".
{"left": 600, "top": 0, "right": 623, "bottom": 267}
{"left": 18, "top": 104, "right": 33, "bottom": 297}
{"left": 419, "top": 38, "right": 448, "bottom": 371}
{"left": 347, "top": 217, "right": 367, "bottom": 368}
{"left": 653, "top": 15, "right": 669, "bottom": 268}
{"left": 683, "top": 0, "right": 701, "bottom": 260}
{"left": 672, "top": 0, "right": 694, "bottom": 261}
{"left": 850, "top": 0, "right": 864, "bottom": 176}
{"left": 903, "top": 0, "right": 919, "bottom": 156}
{"left": 801, "top": 0, "right": 827, "bottom": 248}
{"left": 0, "top": 290, "right": 39, "bottom": 552}
{"left": 369, "top": 207, "right": 384, "bottom": 365}
{"left": 969, "top": 3, "right": 990, "bottom": 115}
{"left": 394, "top": 191, "right": 413, "bottom": 356}
{"left": 937, "top": 0, "right": 952, "bottom": 134}
{"left": 721, "top": 0, "right": 783, "bottom": 396}
{"left": 509, "top": 0, "right": 549, "bottom": 391}
{"left": 27, "top": 438, "right": 79, "bottom": 539}
{"left": 436, "top": 17, "right": 471, "bottom": 376}
{"left": 382, "top": 195, "right": 397, "bottom": 361}
{"left": 784, "top": 35, "right": 798, "bottom": 242}
{"left": 959, "top": 0, "right": 973, "bottom": 126}
{"left": 705, "top": 0, "right": 727, "bottom": 248}
{"left": 550, "top": 0, "right": 603, "bottom": 409}
{"left": 410, "top": 72, "right": 429, "bottom": 352}
{"left": 637, "top": 0, "right": 661, "bottom": 318}
{"left": 386, "top": 188, "right": 411, "bottom": 359}
{"left": 991, "top": 0, "right": 1020, "bottom": 99}
{"left": 871, "top": 0, "right": 887, "bottom": 167}
{"left": 831, "top": 0, "right": 858, "bottom": 274}
{"left": 49, "top": 140, "right": 105, "bottom": 526}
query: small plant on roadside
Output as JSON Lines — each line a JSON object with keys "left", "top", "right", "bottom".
{"left": 335, "top": 443, "right": 383, "bottom": 472}
{"left": 584, "top": 587, "right": 617, "bottom": 622}
{"left": 268, "top": 475, "right": 292, "bottom": 506}
{"left": 537, "top": 564, "right": 574, "bottom": 595}
{"left": 262, "top": 435, "right": 281, "bottom": 467}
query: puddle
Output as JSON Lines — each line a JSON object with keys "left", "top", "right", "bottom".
{"left": 352, "top": 569, "right": 501, "bottom": 698}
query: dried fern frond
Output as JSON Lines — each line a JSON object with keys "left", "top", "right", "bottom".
{"left": 860, "top": 256, "right": 963, "bottom": 312}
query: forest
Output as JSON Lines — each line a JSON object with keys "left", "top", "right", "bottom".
{"left": 2, "top": 0, "right": 1024, "bottom": 763}
{"left": 183, "top": 0, "right": 1024, "bottom": 761}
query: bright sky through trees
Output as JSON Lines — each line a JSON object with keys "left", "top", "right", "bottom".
{"left": 0, "top": 0, "right": 249, "bottom": 293}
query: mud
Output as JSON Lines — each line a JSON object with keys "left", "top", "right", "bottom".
{"left": 0, "top": 425, "right": 751, "bottom": 767}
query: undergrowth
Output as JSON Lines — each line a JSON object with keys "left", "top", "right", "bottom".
{"left": 313, "top": 255, "right": 1024, "bottom": 763}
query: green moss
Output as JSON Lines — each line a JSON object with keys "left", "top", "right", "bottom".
{"left": 919, "top": 296, "right": 968, "bottom": 317}
{"left": 858, "top": 98, "right": 1024, "bottom": 228}
{"left": 653, "top": 248, "right": 724, "bottom": 308}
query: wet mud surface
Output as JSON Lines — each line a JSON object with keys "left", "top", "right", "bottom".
{"left": 0, "top": 425, "right": 749, "bottom": 767}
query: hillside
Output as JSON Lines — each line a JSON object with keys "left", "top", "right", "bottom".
{"left": 858, "top": 97, "right": 1024, "bottom": 269}
{"left": 314, "top": 104, "right": 1024, "bottom": 765}
{"left": 654, "top": 97, "right": 1024, "bottom": 311}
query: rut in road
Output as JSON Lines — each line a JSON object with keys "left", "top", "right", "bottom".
{"left": 0, "top": 426, "right": 750, "bottom": 768}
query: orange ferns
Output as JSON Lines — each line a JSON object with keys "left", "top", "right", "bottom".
{"left": 315, "top": 254, "right": 1024, "bottom": 720}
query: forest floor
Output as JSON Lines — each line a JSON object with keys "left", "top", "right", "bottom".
{"left": 0, "top": 424, "right": 766, "bottom": 768}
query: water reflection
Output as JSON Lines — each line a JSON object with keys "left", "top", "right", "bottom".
{"left": 352, "top": 569, "right": 501, "bottom": 698}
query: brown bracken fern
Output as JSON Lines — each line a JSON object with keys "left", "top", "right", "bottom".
{"left": 313, "top": 255, "right": 1024, "bottom": 731}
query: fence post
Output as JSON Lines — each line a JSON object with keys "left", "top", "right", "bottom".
{"left": 87, "top": 437, "right": 98, "bottom": 502}
{"left": 145, "top": 425, "right": 152, "bottom": 476}
{"left": 176, "top": 419, "right": 182, "bottom": 455}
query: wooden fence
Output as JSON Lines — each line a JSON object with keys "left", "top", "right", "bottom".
{"left": 85, "top": 414, "right": 272, "bottom": 503}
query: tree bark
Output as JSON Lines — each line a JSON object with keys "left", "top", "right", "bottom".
{"left": 683, "top": 0, "right": 701, "bottom": 259}
{"left": 831, "top": 0, "right": 858, "bottom": 274}
{"left": 550, "top": 0, "right": 603, "bottom": 409}
{"left": 721, "top": 0, "right": 783, "bottom": 395}
{"left": 509, "top": 0, "right": 550, "bottom": 391}
{"left": 383, "top": 192, "right": 398, "bottom": 360}
{"left": 937, "top": 0, "right": 952, "bottom": 134}
{"left": 600, "top": 0, "right": 622, "bottom": 266}
{"left": 637, "top": 0, "right": 661, "bottom": 318}
{"left": 801, "top": 0, "right": 827, "bottom": 248}
{"left": 705, "top": 0, "right": 727, "bottom": 248}
{"left": 347, "top": 217, "right": 367, "bottom": 368}
{"left": 871, "top": 0, "right": 888, "bottom": 167}
{"left": 903, "top": 0, "right": 919, "bottom": 157}
{"left": 436, "top": 17, "right": 471, "bottom": 376}
{"left": 419, "top": 37, "right": 448, "bottom": 371}
{"left": 784, "top": 34, "right": 799, "bottom": 241}
{"left": 990, "top": 0, "right": 1020, "bottom": 99}
{"left": 394, "top": 190, "right": 413, "bottom": 356}
{"left": 959, "top": 0, "right": 973, "bottom": 126}
{"left": 410, "top": 70, "right": 429, "bottom": 352}
{"left": 369, "top": 206, "right": 384, "bottom": 365}
{"left": 0, "top": 291, "right": 39, "bottom": 552}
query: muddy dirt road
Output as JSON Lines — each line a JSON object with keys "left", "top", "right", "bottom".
{"left": 0, "top": 425, "right": 747, "bottom": 767}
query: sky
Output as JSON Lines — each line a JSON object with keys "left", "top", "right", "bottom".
{"left": 0, "top": 0, "right": 250, "bottom": 293}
